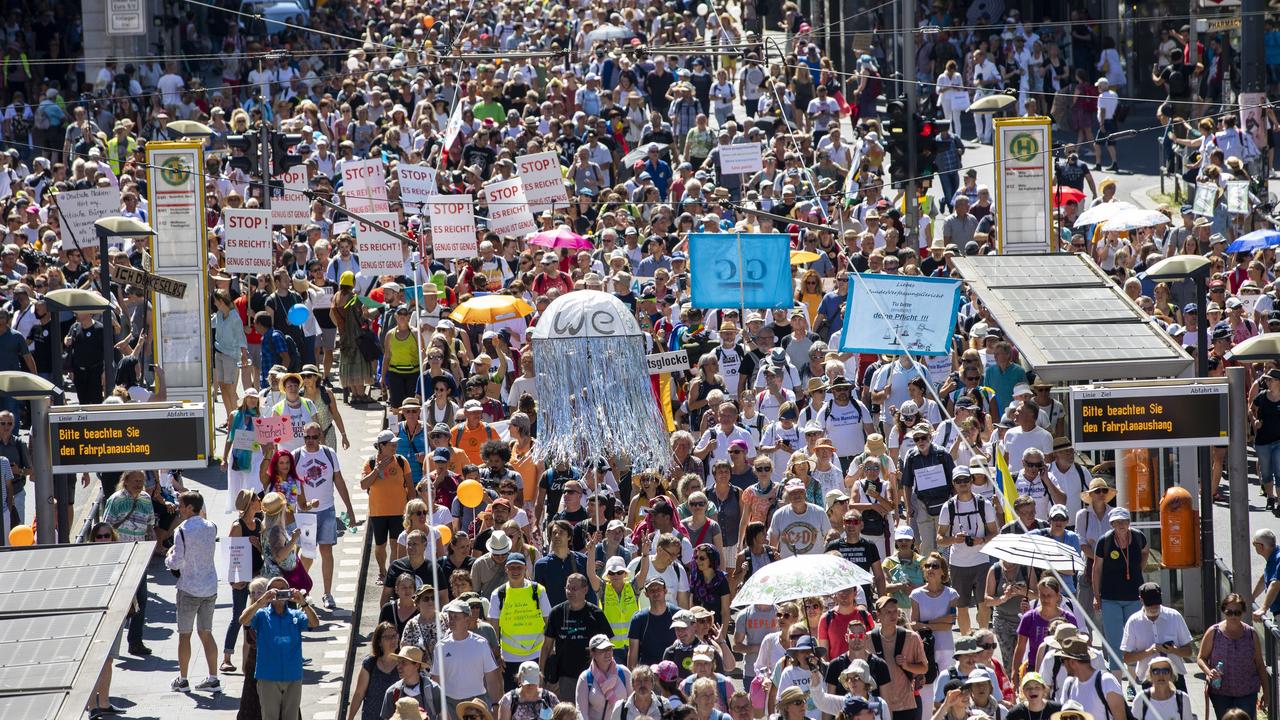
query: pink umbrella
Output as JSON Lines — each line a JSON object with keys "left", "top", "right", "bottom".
{"left": 529, "top": 225, "right": 591, "bottom": 250}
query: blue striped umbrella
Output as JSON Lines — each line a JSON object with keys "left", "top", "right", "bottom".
{"left": 1225, "top": 230, "right": 1280, "bottom": 254}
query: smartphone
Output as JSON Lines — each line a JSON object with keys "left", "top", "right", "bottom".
{"left": 275, "top": 589, "right": 292, "bottom": 600}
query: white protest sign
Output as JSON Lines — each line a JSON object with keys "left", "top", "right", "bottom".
{"left": 1226, "top": 180, "right": 1250, "bottom": 215}
{"left": 221, "top": 209, "right": 274, "bottom": 274}
{"left": 296, "top": 512, "right": 318, "bottom": 558}
{"left": 271, "top": 165, "right": 310, "bottom": 225}
{"left": 443, "top": 102, "right": 465, "bottom": 155}
{"left": 354, "top": 212, "right": 405, "bottom": 273}
{"left": 219, "top": 536, "right": 253, "bottom": 583}
{"left": 516, "top": 151, "right": 569, "bottom": 213}
{"left": 646, "top": 349, "right": 690, "bottom": 374}
{"left": 54, "top": 188, "right": 120, "bottom": 249}
{"left": 719, "top": 143, "right": 764, "bottom": 175}
{"left": 313, "top": 286, "right": 335, "bottom": 309}
{"left": 397, "top": 164, "right": 438, "bottom": 206}
{"left": 429, "top": 195, "right": 477, "bottom": 260}
{"left": 483, "top": 177, "right": 537, "bottom": 238}
{"left": 1193, "top": 183, "right": 1218, "bottom": 217}
{"left": 231, "top": 432, "right": 257, "bottom": 452}
{"left": 343, "top": 158, "right": 389, "bottom": 213}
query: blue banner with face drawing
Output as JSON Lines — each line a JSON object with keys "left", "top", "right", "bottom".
{"left": 688, "top": 233, "right": 792, "bottom": 309}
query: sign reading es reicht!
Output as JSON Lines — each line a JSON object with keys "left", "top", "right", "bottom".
{"left": 1069, "top": 382, "right": 1228, "bottom": 450}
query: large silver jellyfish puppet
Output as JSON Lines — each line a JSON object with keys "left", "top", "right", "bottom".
{"left": 530, "top": 290, "right": 672, "bottom": 471}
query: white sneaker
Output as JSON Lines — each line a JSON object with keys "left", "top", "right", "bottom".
{"left": 171, "top": 677, "right": 190, "bottom": 693}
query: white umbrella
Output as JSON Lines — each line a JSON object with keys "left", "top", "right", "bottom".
{"left": 586, "top": 24, "right": 635, "bottom": 45}
{"left": 622, "top": 142, "right": 668, "bottom": 165}
{"left": 981, "top": 533, "right": 1086, "bottom": 573}
{"left": 1099, "top": 208, "right": 1171, "bottom": 232}
{"left": 1072, "top": 201, "right": 1134, "bottom": 228}
{"left": 730, "top": 554, "right": 874, "bottom": 607}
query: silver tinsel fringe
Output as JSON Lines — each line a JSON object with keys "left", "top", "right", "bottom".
{"left": 531, "top": 335, "right": 674, "bottom": 472}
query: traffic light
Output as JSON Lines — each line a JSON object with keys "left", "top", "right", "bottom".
{"left": 225, "top": 133, "right": 259, "bottom": 174}
{"left": 882, "top": 99, "right": 910, "bottom": 184}
{"left": 916, "top": 114, "right": 937, "bottom": 181}
{"left": 270, "top": 132, "right": 303, "bottom": 177}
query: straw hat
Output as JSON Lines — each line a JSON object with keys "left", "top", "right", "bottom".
{"left": 262, "top": 492, "right": 286, "bottom": 517}
{"left": 1080, "top": 478, "right": 1117, "bottom": 504}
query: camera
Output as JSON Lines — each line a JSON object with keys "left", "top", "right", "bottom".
{"left": 964, "top": 536, "right": 975, "bottom": 547}
{"left": 275, "top": 589, "right": 292, "bottom": 600}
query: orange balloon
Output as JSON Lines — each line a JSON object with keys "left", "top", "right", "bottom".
{"left": 423, "top": 15, "right": 435, "bottom": 29}
{"left": 8, "top": 524, "right": 34, "bottom": 546}
{"left": 457, "top": 479, "right": 485, "bottom": 508}
{"left": 436, "top": 524, "right": 453, "bottom": 546}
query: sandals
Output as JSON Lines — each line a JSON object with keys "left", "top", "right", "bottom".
{"left": 219, "top": 661, "right": 237, "bottom": 674}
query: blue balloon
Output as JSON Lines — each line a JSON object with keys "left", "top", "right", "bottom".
{"left": 287, "top": 304, "right": 311, "bottom": 326}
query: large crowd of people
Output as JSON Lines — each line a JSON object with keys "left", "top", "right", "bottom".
{"left": 6, "top": 1, "right": 1280, "bottom": 720}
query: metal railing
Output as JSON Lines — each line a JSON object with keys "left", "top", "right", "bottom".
{"left": 1214, "top": 556, "right": 1234, "bottom": 611}
{"left": 73, "top": 487, "right": 105, "bottom": 544}
{"left": 1265, "top": 617, "right": 1280, "bottom": 720}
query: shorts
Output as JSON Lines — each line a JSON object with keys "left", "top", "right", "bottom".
{"left": 311, "top": 506, "right": 337, "bottom": 545}
{"left": 952, "top": 562, "right": 989, "bottom": 607}
{"left": 320, "top": 328, "right": 337, "bottom": 351}
{"left": 370, "top": 515, "right": 401, "bottom": 544}
{"left": 1097, "top": 117, "right": 1118, "bottom": 145}
{"left": 214, "top": 352, "right": 239, "bottom": 385}
{"left": 176, "top": 590, "right": 217, "bottom": 633}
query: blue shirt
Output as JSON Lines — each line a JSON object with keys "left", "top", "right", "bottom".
{"left": 983, "top": 361, "right": 1027, "bottom": 413}
{"left": 817, "top": 289, "right": 843, "bottom": 331}
{"left": 251, "top": 605, "right": 309, "bottom": 682}
{"left": 1265, "top": 546, "right": 1280, "bottom": 615}
{"left": 260, "top": 328, "right": 289, "bottom": 387}
{"left": 643, "top": 159, "right": 673, "bottom": 199}
{"left": 533, "top": 551, "right": 597, "bottom": 608}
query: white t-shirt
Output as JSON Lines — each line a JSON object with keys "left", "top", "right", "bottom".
{"left": 696, "top": 425, "right": 757, "bottom": 463}
{"left": 769, "top": 503, "right": 832, "bottom": 557}
{"left": 437, "top": 631, "right": 499, "bottom": 696}
{"left": 1049, "top": 461, "right": 1092, "bottom": 518}
{"left": 294, "top": 446, "right": 340, "bottom": 511}
{"left": 937, "top": 495, "right": 998, "bottom": 567}
{"left": 629, "top": 554, "right": 691, "bottom": 593}
{"left": 1119, "top": 606, "right": 1194, "bottom": 681}
{"left": 273, "top": 398, "right": 318, "bottom": 452}
{"left": 1059, "top": 670, "right": 1125, "bottom": 720}
{"left": 508, "top": 374, "right": 538, "bottom": 404}
{"left": 760, "top": 421, "right": 802, "bottom": 484}
{"left": 1130, "top": 690, "right": 1194, "bottom": 720}
{"left": 1001, "top": 425, "right": 1053, "bottom": 476}
{"left": 821, "top": 399, "right": 872, "bottom": 458}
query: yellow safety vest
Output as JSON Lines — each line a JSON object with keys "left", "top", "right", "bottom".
{"left": 600, "top": 581, "right": 638, "bottom": 649}
{"left": 497, "top": 582, "right": 546, "bottom": 658}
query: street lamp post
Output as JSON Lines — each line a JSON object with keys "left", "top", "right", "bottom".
{"left": 92, "top": 218, "right": 156, "bottom": 396}
{"left": 1144, "top": 255, "right": 1213, "bottom": 626}
{"left": 0, "top": 372, "right": 61, "bottom": 544}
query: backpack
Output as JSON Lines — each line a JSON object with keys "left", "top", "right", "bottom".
{"left": 282, "top": 332, "right": 302, "bottom": 372}
{"left": 354, "top": 320, "right": 381, "bottom": 363}
{"left": 858, "top": 478, "right": 888, "bottom": 536}
{"left": 941, "top": 494, "right": 993, "bottom": 540}
{"left": 870, "top": 627, "right": 931, "bottom": 682}
{"left": 1093, "top": 672, "right": 1139, "bottom": 720}
{"left": 1138, "top": 688, "right": 1183, "bottom": 720}
{"left": 497, "top": 581, "right": 541, "bottom": 610}
{"left": 917, "top": 628, "right": 939, "bottom": 682}
{"left": 453, "top": 424, "right": 497, "bottom": 448}
{"left": 33, "top": 103, "right": 50, "bottom": 130}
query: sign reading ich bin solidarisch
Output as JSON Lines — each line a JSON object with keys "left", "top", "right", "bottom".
{"left": 353, "top": 212, "right": 404, "bottom": 273}
{"left": 222, "top": 209, "right": 274, "bottom": 273}
{"left": 483, "top": 177, "right": 537, "bottom": 238}
{"left": 50, "top": 404, "right": 209, "bottom": 473}
{"left": 838, "top": 274, "right": 962, "bottom": 356}
{"left": 517, "top": 151, "right": 569, "bottom": 213}
{"left": 429, "top": 194, "right": 477, "bottom": 260}
{"left": 1069, "top": 382, "right": 1228, "bottom": 450}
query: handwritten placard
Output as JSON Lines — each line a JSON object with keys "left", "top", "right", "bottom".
{"left": 254, "top": 415, "right": 290, "bottom": 446}
{"left": 220, "top": 536, "right": 253, "bottom": 583}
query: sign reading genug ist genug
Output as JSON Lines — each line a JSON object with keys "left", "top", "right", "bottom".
{"left": 1069, "top": 383, "right": 1228, "bottom": 450}
{"left": 50, "top": 404, "right": 209, "bottom": 473}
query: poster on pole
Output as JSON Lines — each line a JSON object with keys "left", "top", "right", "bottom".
{"left": 719, "top": 143, "right": 764, "bottom": 175}
{"left": 484, "top": 177, "right": 537, "bottom": 238}
{"left": 1241, "top": 92, "right": 1269, "bottom": 150}
{"left": 838, "top": 274, "right": 962, "bottom": 356}
{"left": 516, "top": 151, "right": 569, "bottom": 213}
{"left": 53, "top": 187, "right": 120, "bottom": 249}
{"left": 1193, "top": 183, "right": 1218, "bottom": 217}
{"left": 429, "top": 195, "right": 477, "bottom": 260}
{"left": 222, "top": 209, "right": 274, "bottom": 273}
{"left": 993, "top": 117, "right": 1052, "bottom": 254}
{"left": 342, "top": 158, "right": 389, "bottom": 214}
{"left": 354, "top": 212, "right": 405, "bottom": 273}
{"left": 397, "top": 164, "right": 438, "bottom": 206}
{"left": 270, "top": 165, "right": 309, "bottom": 225}
{"left": 1226, "top": 181, "right": 1250, "bottom": 215}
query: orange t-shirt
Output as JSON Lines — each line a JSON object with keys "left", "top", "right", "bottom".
{"left": 451, "top": 422, "right": 496, "bottom": 465}
{"left": 365, "top": 454, "right": 412, "bottom": 517}
{"left": 511, "top": 443, "right": 540, "bottom": 505}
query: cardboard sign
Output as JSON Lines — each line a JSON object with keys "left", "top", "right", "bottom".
{"left": 271, "top": 165, "right": 310, "bottom": 225}
{"left": 355, "top": 212, "right": 405, "bottom": 273}
{"left": 254, "top": 415, "right": 290, "bottom": 446}
{"left": 296, "top": 512, "right": 318, "bottom": 558}
{"left": 483, "top": 177, "right": 537, "bottom": 238}
{"left": 222, "top": 209, "right": 274, "bottom": 273}
{"left": 54, "top": 188, "right": 120, "bottom": 249}
{"left": 231, "top": 431, "right": 258, "bottom": 452}
{"left": 718, "top": 143, "right": 764, "bottom": 175}
{"left": 428, "top": 194, "right": 477, "bottom": 260}
{"left": 839, "top": 274, "right": 963, "bottom": 357}
{"left": 397, "top": 164, "right": 438, "bottom": 205}
{"left": 343, "top": 158, "right": 389, "bottom": 213}
{"left": 219, "top": 536, "right": 253, "bottom": 583}
{"left": 516, "top": 151, "right": 569, "bottom": 213}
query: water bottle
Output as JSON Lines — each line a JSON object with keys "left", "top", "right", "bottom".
{"left": 1210, "top": 661, "right": 1225, "bottom": 689}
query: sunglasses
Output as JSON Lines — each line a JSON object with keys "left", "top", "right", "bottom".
{"left": 95, "top": 532, "right": 113, "bottom": 540}
{"left": 413, "top": 510, "right": 428, "bottom": 517}
{"left": 689, "top": 501, "right": 707, "bottom": 507}
{"left": 979, "top": 643, "right": 997, "bottom": 650}
{"left": 777, "top": 611, "right": 794, "bottom": 618}
{"left": 1150, "top": 667, "right": 1173, "bottom": 676}
{"left": 844, "top": 518, "right": 862, "bottom": 525}
{"left": 1025, "top": 462, "right": 1045, "bottom": 468}
{"left": 788, "top": 634, "right": 806, "bottom": 640}
{"left": 924, "top": 563, "right": 942, "bottom": 570}
{"left": 729, "top": 449, "right": 744, "bottom": 455}
{"left": 1225, "top": 608, "right": 1245, "bottom": 617}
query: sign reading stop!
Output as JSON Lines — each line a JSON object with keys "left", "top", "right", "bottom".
{"left": 516, "top": 151, "right": 568, "bottom": 213}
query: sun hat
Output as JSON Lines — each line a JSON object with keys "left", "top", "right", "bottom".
{"left": 262, "top": 492, "right": 286, "bottom": 516}
{"left": 1080, "top": 478, "right": 1117, "bottom": 503}
{"left": 486, "top": 530, "right": 512, "bottom": 554}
